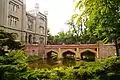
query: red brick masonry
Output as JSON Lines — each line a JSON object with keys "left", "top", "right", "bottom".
{"left": 24, "top": 44, "right": 116, "bottom": 59}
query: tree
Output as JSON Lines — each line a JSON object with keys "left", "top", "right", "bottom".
{"left": 47, "top": 30, "right": 79, "bottom": 45}
{"left": 0, "top": 28, "right": 23, "bottom": 54}
{"left": 0, "top": 50, "right": 27, "bottom": 80}
{"left": 75, "top": 0, "right": 120, "bottom": 56}
{"left": 66, "top": 18, "right": 83, "bottom": 42}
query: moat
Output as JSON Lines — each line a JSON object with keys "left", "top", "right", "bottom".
{"left": 28, "top": 58, "right": 83, "bottom": 69}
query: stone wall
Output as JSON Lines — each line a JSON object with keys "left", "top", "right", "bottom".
{"left": 24, "top": 44, "right": 116, "bottom": 59}
{"left": 98, "top": 44, "right": 116, "bottom": 58}
{"left": 24, "top": 44, "right": 45, "bottom": 57}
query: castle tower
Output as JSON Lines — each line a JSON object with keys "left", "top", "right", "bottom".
{"left": 35, "top": 2, "right": 39, "bottom": 16}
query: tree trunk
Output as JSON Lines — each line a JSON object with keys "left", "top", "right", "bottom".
{"left": 0, "top": 71, "right": 4, "bottom": 80}
{"left": 115, "top": 39, "right": 119, "bottom": 56}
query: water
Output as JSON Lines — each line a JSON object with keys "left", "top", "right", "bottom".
{"left": 28, "top": 58, "right": 81, "bottom": 69}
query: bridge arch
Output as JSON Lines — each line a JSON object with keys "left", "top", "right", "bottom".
{"left": 80, "top": 49, "right": 97, "bottom": 54}
{"left": 46, "top": 50, "right": 58, "bottom": 59}
{"left": 80, "top": 49, "right": 97, "bottom": 61}
{"left": 62, "top": 49, "right": 76, "bottom": 58}
{"left": 62, "top": 49, "right": 76, "bottom": 55}
{"left": 46, "top": 50, "right": 58, "bottom": 54}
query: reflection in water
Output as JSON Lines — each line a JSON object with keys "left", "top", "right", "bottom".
{"left": 46, "top": 58, "right": 58, "bottom": 65}
{"left": 62, "top": 58, "right": 76, "bottom": 67}
{"left": 28, "top": 58, "right": 77, "bottom": 69}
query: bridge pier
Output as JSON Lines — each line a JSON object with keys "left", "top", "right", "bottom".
{"left": 96, "top": 48, "right": 99, "bottom": 58}
{"left": 58, "top": 48, "right": 62, "bottom": 59}
{"left": 76, "top": 48, "right": 80, "bottom": 59}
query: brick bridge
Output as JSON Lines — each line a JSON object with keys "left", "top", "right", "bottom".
{"left": 24, "top": 44, "right": 116, "bottom": 59}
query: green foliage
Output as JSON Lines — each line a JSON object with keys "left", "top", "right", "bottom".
{"left": 0, "top": 29, "right": 23, "bottom": 51}
{"left": 0, "top": 50, "right": 27, "bottom": 80}
{"left": 62, "top": 58, "right": 76, "bottom": 67}
{"left": 47, "top": 30, "right": 82, "bottom": 44}
{"left": 27, "top": 55, "right": 40, "bottom": 62}
{"left": 81, "top": 51, "right": 96, "bottom": 61}
{"left": 48, "top": 19, "right": 98, "bottom": 44}
{"left": 1, "top": 49, "right": 120, "bottom": 80}
{"left": 103, "top": 56, "right": 120, "bottom": 72}
{"left": 50, "top": 52, "right": 57, "bottom": 60}
{"left": 74, "top": 0, "right": 120, "bottom": 54}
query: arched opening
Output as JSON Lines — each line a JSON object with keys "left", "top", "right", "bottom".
{"left": 28, "top": 35, "right": 32, "bottom": 44}
{"left": 47, "top": 51, "right": 58, "bottom": 60}
{"left": 46, "top": 51, "right": 58, "bottom": 65}
{"left": 33, "top": 36, "right": 36, "bottom": 44}
{"left": 81, "top": 50, "right": 96, "bottom": 61}
{"left": 62, "top": 51, "right": 76, "bottom": 66}
{"left": 39, "top": 37, "right": 44, "bottom": 44}
{"left": 25, "top": 33, "right": 27, "bottom": 43}
{"left": 62, "top": 51, "right": 76, "bottom": 59}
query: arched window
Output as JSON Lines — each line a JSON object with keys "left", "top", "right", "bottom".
{"left": 25, "top": 33, "right": 27, "bottom": 43}
{"left": 33, "top": 36, "right": 36, "bottom": 43}
{"left": 28, "top": 35, "right": 32, "bottom": 44}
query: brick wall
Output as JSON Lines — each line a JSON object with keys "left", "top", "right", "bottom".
{"left": 24, "top": 44, "right": 45, "bottom": 57}
{"left": 24, "top": 44, "right": 116, "bottom": 58}
{"left": 98, "top": 44, "right": 116, "bottom": 58}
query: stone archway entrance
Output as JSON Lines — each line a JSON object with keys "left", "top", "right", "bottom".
{"left": 81, "top": 50, "right": 96, "bottom": 61}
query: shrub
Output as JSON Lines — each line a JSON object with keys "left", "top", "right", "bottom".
{"left": 27, "top": 55, "right": 40, "bottom": 62}
{"left": 0, "top": 50, "right": 27, "bottom": 80}
{"left": 1, "top": 50, "right": 120, "bottom": 80}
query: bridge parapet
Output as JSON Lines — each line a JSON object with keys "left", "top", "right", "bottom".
{"left": 24, "top": 44, "right": 116, "bottom": 59}
{"left": 45, "top": 44, "right": 99, "bottom": 48}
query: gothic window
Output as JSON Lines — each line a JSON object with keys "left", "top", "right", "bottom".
{"left": 33, "top": 37, "right": 36, "bottom": 43}
{"left": 39, "top": 26, "right": 44, "bottom": 34}
{"left": 39, "top": 37, "right": 44, "bottom": 44}
{"left": 8, "top": 15, "right": 19, "bottom": 27}
{"left": 15, "top": 19, "right": 17, "bottom": 26}
{"left": 9, "top": 1, "right": 19, "bottom": 12}
{"left": 28, "top": 35, "right": 32, "bottom": 44}
{"left": 25, "top": 33, "right": 27, "bottom": 43}
{"left": 27, "top": 21, "right": 33, "bottom": 31}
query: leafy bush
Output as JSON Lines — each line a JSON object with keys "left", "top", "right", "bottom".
{"left": 0, "top": 50, "right": 27, "bottom": 80}
{"left": 27, "top": 55, "right": 40, "bottom": 62}
{"left": 0, "top": 50, "right": 120, "bottom": 80}
{"left": 0, "top": 30, "right": 24, "bottom": 51}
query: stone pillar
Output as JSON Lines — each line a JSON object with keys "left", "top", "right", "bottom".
{"left": 96, "top": 48, "right": 99, "bottom": 58}
{"left": 76, "top": 48, "right": 80, "bottom": 59}
{"left": 58, "top": 48, "right": 62, "bottom": 59}
{"left": 44, "top": 52, "right": 47, "bottom": 59}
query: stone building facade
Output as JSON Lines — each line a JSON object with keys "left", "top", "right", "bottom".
{"left": 0, "top": 0, "right": 47, "bottom": 44}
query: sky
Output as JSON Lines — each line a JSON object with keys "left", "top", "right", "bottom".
{"left": 26, "top": 0, "right": 74, "bottom": 35}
